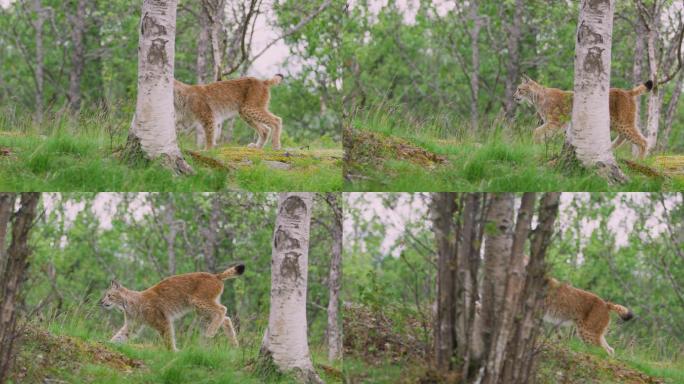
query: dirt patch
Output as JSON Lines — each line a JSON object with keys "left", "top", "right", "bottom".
{"left": 539, "top": 343, "right": 665, "bottom": 384}
{"left": 12, "top": 326, "right": 144, "bottom": 382}
{"left": 344, "top": 126, "right": 447, "bottom": 170}
{"left": 343, "top": 302, "right": 429, "bottom": 364}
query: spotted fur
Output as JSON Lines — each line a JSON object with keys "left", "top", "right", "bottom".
{"left": 174, "top": 75, "right": 284, "bottom": 150}
{"left": 544, "top": 277, "right": 633, "bottom": 356}
{"left": 100, "top": 264, "right": 245, "bottom": 351}
{"left": 514, "top": 76, "right": 652, "bottom": 158}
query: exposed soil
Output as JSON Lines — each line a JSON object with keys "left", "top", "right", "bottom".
{"left": 344, "top": 126, "right": 447, "bottom": 175}
{"left": 12, "top": 326, "right": 144, "bottom": 382}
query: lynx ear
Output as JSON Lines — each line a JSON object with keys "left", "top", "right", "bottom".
{"left": 110, "top": 280, "right": 121, "bottom": 289}
{"left": 522, "top": 74, "right": 531, "bottom": 82}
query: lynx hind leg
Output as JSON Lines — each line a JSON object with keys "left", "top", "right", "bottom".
{"left": 611, "top": 134, "right": 627, "bottom": 149}
{"left": 197, "top": 302, "right": 227, "bottom": 339}
{"left": 222, "top": 316, "right": 239, "bottom": 347}
{"left": 258, "top": 112, "right": 282, "bottom": 150}
{"left": 533, "top": 122, "right": 560, "bottom": 143}
{"left": 239, "top": 112, "right": 268, "bottom": 149}
{"left": 600, "top": 334, "right": 615, "bottom": 356}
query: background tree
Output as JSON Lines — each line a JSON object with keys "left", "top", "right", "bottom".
{"left": 0, "top": 193, "right": 40, "bottom": 384}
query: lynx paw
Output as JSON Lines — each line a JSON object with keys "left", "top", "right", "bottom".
{"left": 247, "top": 143, "right": 257, "bottom": 148}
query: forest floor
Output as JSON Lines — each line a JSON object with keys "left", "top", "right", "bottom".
{"left": 0, "top": 113, "right": 342, "bottom": 191}
{"left": 344, "top": 111, "right": 684, "bottom": 191}
{"left": 10, "top": 323, "right": 342, "bottom": 384}
{"left": 343, "top": 339, "right": 684, "bottom": 383}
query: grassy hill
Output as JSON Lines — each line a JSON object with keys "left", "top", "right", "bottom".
{"left": 344, "top": 111, "right": 684, "bottom": 192}
{"left": 0, "top": 112, "right": 342, "bottom": 192}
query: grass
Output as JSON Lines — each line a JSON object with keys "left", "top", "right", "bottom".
{"left": 0, "top": 109, "right": 342, "bottom": 191}
{"left": 345, "top": 107, "right": 684, "bottom": 192}
{"left": 11, "top": 306, "right": 342, "bottom": 384}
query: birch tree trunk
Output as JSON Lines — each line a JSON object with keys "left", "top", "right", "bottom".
{"left": 503, "top": 0, "right": 524, "bottom": 118}
{"left": 0, "top": 193, "right": 40, "bottom": 384}
{"left": 31, "top": 0, "right": 45, "bottom": 122}
{"left": 479, "top": 193, "right": 514, "bottom": 357}
{"left": 482, "top": 193, "right": 535, "bottom": 384}
{"left": 197, "top": 3, "right": 211, "bottom": 84}
{"left": 644, "top": 20, "right": 662, "bottom": 154}
{"left": 67, "top": 0, "right": 87, "bottom": 111}
{"left": 325, "top": 193, "right": 343, "bottom": 362}
{"left": 123, "top": 0, "right": 192, "bottom": 175}
{"left": 260, "top": 193, "right": 322, "bottom": 384}
{"left": 163, "top": 196, "right": 177, "bottom": 276}
{"left": 430, "top": 192, "right": 457, "bottom": 372}
{"left": 632, "top": 19, "right": 646, "bottom": 157}
{"left": 567, "top": 0, "right": 626, "bottom": 183}
{"left": 201, "top": 194, "right": 220, "bottom": 273}
{"left": 468, "top": 2, "right": 482, "bottom": 130}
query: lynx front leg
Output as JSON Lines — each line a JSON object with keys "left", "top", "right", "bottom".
{"left": 533, "top": 122, "right": 561, "bottom": 143}
{"left": 611, "top": 134, "right": 626, "bottom": 149}
{"left": 110, "top": 323, "right": 130, "bottom": 343}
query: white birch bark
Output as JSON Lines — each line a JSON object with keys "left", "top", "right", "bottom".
{"left": 644, "top": 22, "right": 662, "bottom": 154}
{"left": 632, "top": 19, "right": 646, "bottom": 157}
{"left": 124, "top": 0, "right": 192, "bottom": 174}
{"left": 569, "top": 0, "right": 626, "bottom": 183}
{"left": 67, "top": 0, "right": 87, "bottom": 111}
{"left": 261, "top": 193, "right": 322, "bottom": 384}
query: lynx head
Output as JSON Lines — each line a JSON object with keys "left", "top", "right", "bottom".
{"left": 100, "top": 280, "right": 126, "bottom": 310}
{"left": 513, "top": 75, "right": 540, "bottom": 104}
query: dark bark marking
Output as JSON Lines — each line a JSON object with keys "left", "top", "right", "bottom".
{"left": 280, "top": 252, "right": 302, "bottom": 282}
{"left": 583, "top": 47, "right": 606, "bottom": 76}
{"left": 578, "top": 21, "right": 603, "bottom": 44}
{"left": 279, "top": 196, "right": 307, "bottom": 220}
{"left": 587, "top": 0, "right": 610, "bottom": 12}
{"left": 148, "top": 38, "right": 168, "bottom": 66}
{"left": 141, "top": 12, "right": 167, "bottom": 37}
{"left": 273, "top": 226, "right": 300, "bottom": 251}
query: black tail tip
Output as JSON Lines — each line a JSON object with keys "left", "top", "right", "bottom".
{"left": 621, "top": 310, "right": 634, "bottom": 321}
{"left": 275, "top": 73, "right": 284, "bottom": 80}
{"left": 644, "top": 80, "right": 653, "bottom": 90}
{"left": 235, "top": 263, "right": 245, "bottom": 275}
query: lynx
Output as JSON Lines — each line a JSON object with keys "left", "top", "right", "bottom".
{"left": 100, "top": 263, "right": 245, "bottom": 351}
{"left": 174, "top": 74, "right": 284, "bottom": 150}
{"left": 544, "top": 277, "right": 633, "bottom": 356}
{"left": 513, "top": 76, "right": 652, "bottom": 158}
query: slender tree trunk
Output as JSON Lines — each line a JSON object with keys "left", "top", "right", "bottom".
{"left": 660, "top": 69, "right": 684, "bottom": 149}
{"left": 67, "top": 0, "right": 88, "bottom": 111}
{"left": 503, "top": 0, "right": 524, "bottom": 117}
{"left": 567, "top": 0, "right": 626, "bottom": 183}
{"left": 260, "top": 193, "right": 322, "bottom": 384}
{"left": 325, "top": 193, "right": 343, "bottom": 362}
{"left": 0, "top": 193, "right": 16, "bottom": 272}
{"left": 197, "top": 3, "right": 211, "bottom": 84}
{"left": 469, "top": 2, "right": 481, "bottom": 130}
{"left": 502, "top": 192, "right": 560, "bottom": 383}
{"left": 430, "top": 192, "right": 458, "bottom": 372}
{"left": 201, "top": 194, "right": 220, "bottom": 273}
{"left": 644, "top": 20, "right": 661, "bottom": 154}
{"left": 163, "top": 197, "right": 177, "bottom": 276}
{"left": 0, "top": 193, "right": 40, "bottom": 384}
{"left": 479, "top": 193, "right": 514, "bottom": 359}
{"left": 32, "top": 0, "right": 45, "bottom": 122}
{"left": 632, "top": 19, "right": 646, "bottom": 157}
{"left": 123, "top": 0, "right": 192, "bottom": 174}
{"left": 482, "top": 193, "right": 535, "bottom": 384}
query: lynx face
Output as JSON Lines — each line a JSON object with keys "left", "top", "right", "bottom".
{"left": 100, "top": 281, "right": 125, "bottom": 310}
{"left": 513, "top": 81, "right": 535, "bottom": 104}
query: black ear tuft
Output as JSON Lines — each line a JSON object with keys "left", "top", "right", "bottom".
{"left": 644, "top": 80, "right": 653, "bottom": 90}
{"left": 235, "top": 263, "right": 245, "bottom": 275}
